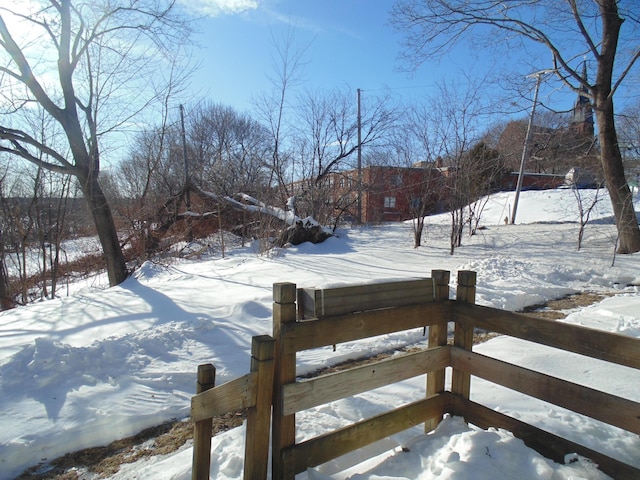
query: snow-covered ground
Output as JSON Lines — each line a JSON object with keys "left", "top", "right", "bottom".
{"left": 0, "top": 188, "right": 639, "bottom": 479}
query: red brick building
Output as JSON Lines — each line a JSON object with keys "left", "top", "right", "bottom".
{"left": 325, "top": 165, "right": 567, "bottom": 224}
{"left": 326, "top": 165, "right": 450, "bottom": 223}
{"left": 289, "top": 163, "right": 573, "bottom": 225}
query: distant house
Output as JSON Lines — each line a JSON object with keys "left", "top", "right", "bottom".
{"left": 299, "top": 163, "right": 576, "bottom": 225}
{"left": 320, "top": 165, "right": 450, "bottom": 224}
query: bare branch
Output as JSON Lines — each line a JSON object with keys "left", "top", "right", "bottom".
{"left": 0, "top": 125, "right": 73, "bottom": 174}
{"left": 391, "top": 0, "right": 640, "bottom": 252}
{"left": 611, "top": 48, "right": 640, "bottom": 98}
{"left": 0, "top": 0, "right": 197, "bottom": 284}
{"left": 0, "top": 15, "right": 63, "bottom": 120}
{"left": 568, "top": 0, "right": 600, "bottom": 59}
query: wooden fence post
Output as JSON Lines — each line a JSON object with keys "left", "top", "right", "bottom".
{"left": 244, "top": 335, "right": 276, "bottom": 480}
{"left": 272, "top": 282, "right": 297, "bottom": 480}
{"left": 425, "top": 269, "right": 450, "bottom": 432}
{"left": 451, "top": 270, "right": 477, "bottom": 400}
{"left": 192, "top": 363, "right": 216, "bottom": 480}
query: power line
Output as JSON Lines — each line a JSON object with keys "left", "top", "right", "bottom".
{"left": 360, "top": 84, "right": 434, "bottom": 93}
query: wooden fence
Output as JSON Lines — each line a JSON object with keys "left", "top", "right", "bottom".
{"left": 192, "top": 270, "right": 640, "bottom": 480}
{"left": 191, "top": 335, "right": 275, "bottom": 480}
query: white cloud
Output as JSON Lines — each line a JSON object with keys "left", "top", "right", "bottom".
{"left": 182, "top": 0, "right": 260, "bottom": 16}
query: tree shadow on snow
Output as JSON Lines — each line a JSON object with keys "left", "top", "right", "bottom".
{"left": 0, "top": 278, "right": 217, "bottom": 421}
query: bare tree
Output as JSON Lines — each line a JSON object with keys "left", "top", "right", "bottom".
{"left": 0, "top": 162, "right": 13, "bottom": 310}
{"left": 116, "top": 100, "right": 274, "bottom": 258}
{"left": 0, "top": 165, "right": 38, "bottom": 304}
{"left": 254, "top": 26, "right": 312, "bottom": 207}
{"left": 291, "top": 87, "right": 398, "bottom": 224}
{"left": 465, "top": 142, "right": 504, "bottom": 236}
{"left": 391, "top": 0, "right": 640, "bottom": 253}
{"left": 392, "top": 108, "right": 446, "bottom": 248}
{"left": 618, "top": 101, "right": 640, "bottom": 185}
{"left": 188, "top": 102, "right": 271, "bottom": 197}
{"left": 414, "top": 80, "right": 490, "bottom": 254}
{"left": 0, "top": 241, "right": 9, "bottom": 310}
{"left": 495, "top": 112, "right": 600, "bottom": 177}
{"left": 573, "top": 186, "right": 604, "bottom": 250}
{"left": 0, "top": 0, "right": 194, "bottom": 285}
{"left": 38, "top": 169, "right": 76, "bottom": 299}
{"left": 0, "top": 156, "right": 77, "bottom": 305}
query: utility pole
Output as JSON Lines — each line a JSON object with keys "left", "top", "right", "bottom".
{"left": 511, "top": 69, "right": 554, "bottom": 224}
{"left": 357, "top": 88, "right": 362, "bottom": 224}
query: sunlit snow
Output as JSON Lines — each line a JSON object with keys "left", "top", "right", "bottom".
{"left": 0, "top": 188, "right": 639, "bottom": 479}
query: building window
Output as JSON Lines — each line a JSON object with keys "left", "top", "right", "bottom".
{"left": 384, "top": 196, "right": 396, "bottom": 208}
{"left": 392, "top": 175, "right": 403, "bottom": 186}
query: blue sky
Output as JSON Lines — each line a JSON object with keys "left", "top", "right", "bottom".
{"left": 6, "top": 0, "right": 634, "bottom": 159}
{"left": 2, "top": 0, "right": 598, "bottom": 130}
{"left": 182, "top": 0, "right": 640, "bottom": 129}
{"left": 186, "top": 0, "right": 540, "bottom": 115}
{"left": 182, "top": 0, "right": 640, "bottom": 128}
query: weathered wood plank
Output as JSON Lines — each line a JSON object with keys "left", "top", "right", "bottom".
{"left": 450, "top": 347, "right": 640, "bottom": 435}
{"left": 449, "top": 395, "right": 640, "bottom": 480}
{"left": 192, "top": 364, "right": 216, "bottom": 480}
{"left": 272, "top": 282, "right": 298, "bottom": 480}
{"left": 425, "top": 270, "right": 450, "bottom": 432}
{"left": 283, "top": 346, "right": 451, "bottom": 415}
{"left": 283, "top": 393, "right": 450, "bottom": 476}
{"left": 451, "top": 319, "right": 473, "bottom": 398}
{"left": 451, "top": 271, "right": 476, "bottom": 400}
{"left": 454, "top": 302, "right": 640, "bottom": 370}
{"left": 190, "top": 372, "right": 257, "bottom": 422}
{"left": 283, "top": 301, "right": 452, "bottom": 354}
{"left": 244, "top": 335, "right": 276, "bottom": 480}
{"left": 298, "top": 278, "right": 435, "bottom": 319}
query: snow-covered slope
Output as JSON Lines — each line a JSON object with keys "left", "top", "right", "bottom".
{"left": 1, "top": 188, "right": 639, "bottom": 479}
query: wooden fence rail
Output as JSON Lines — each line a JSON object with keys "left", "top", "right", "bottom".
{"left": 191, "top": 270, "right": 640, "bottom": 480}
{"left": 450, "top": 300, "right": 640, "bottom": 479}
{"left": 282, "top": 345, "right": 450, "bottom": 416}
{"left": 454, "top": 301, "right": 640, "bottom": 369}
{"left": 273, "top": 274, "right": 447, "bottom": 479}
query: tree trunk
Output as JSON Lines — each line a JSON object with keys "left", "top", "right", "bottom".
{"left": 0, "top": 251, "right": 11, "bottom": 310}
{"left": 413, "top": 217, "right": 424, "bottom": 248}
{"left": 595, "top": 101, "right": 640, "bottom": 253}
{"left": 79, "top": 171, "right": 128, "bottom": 286}
{"left": 594, "top": 2, "right": 640, "bottom": 254}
